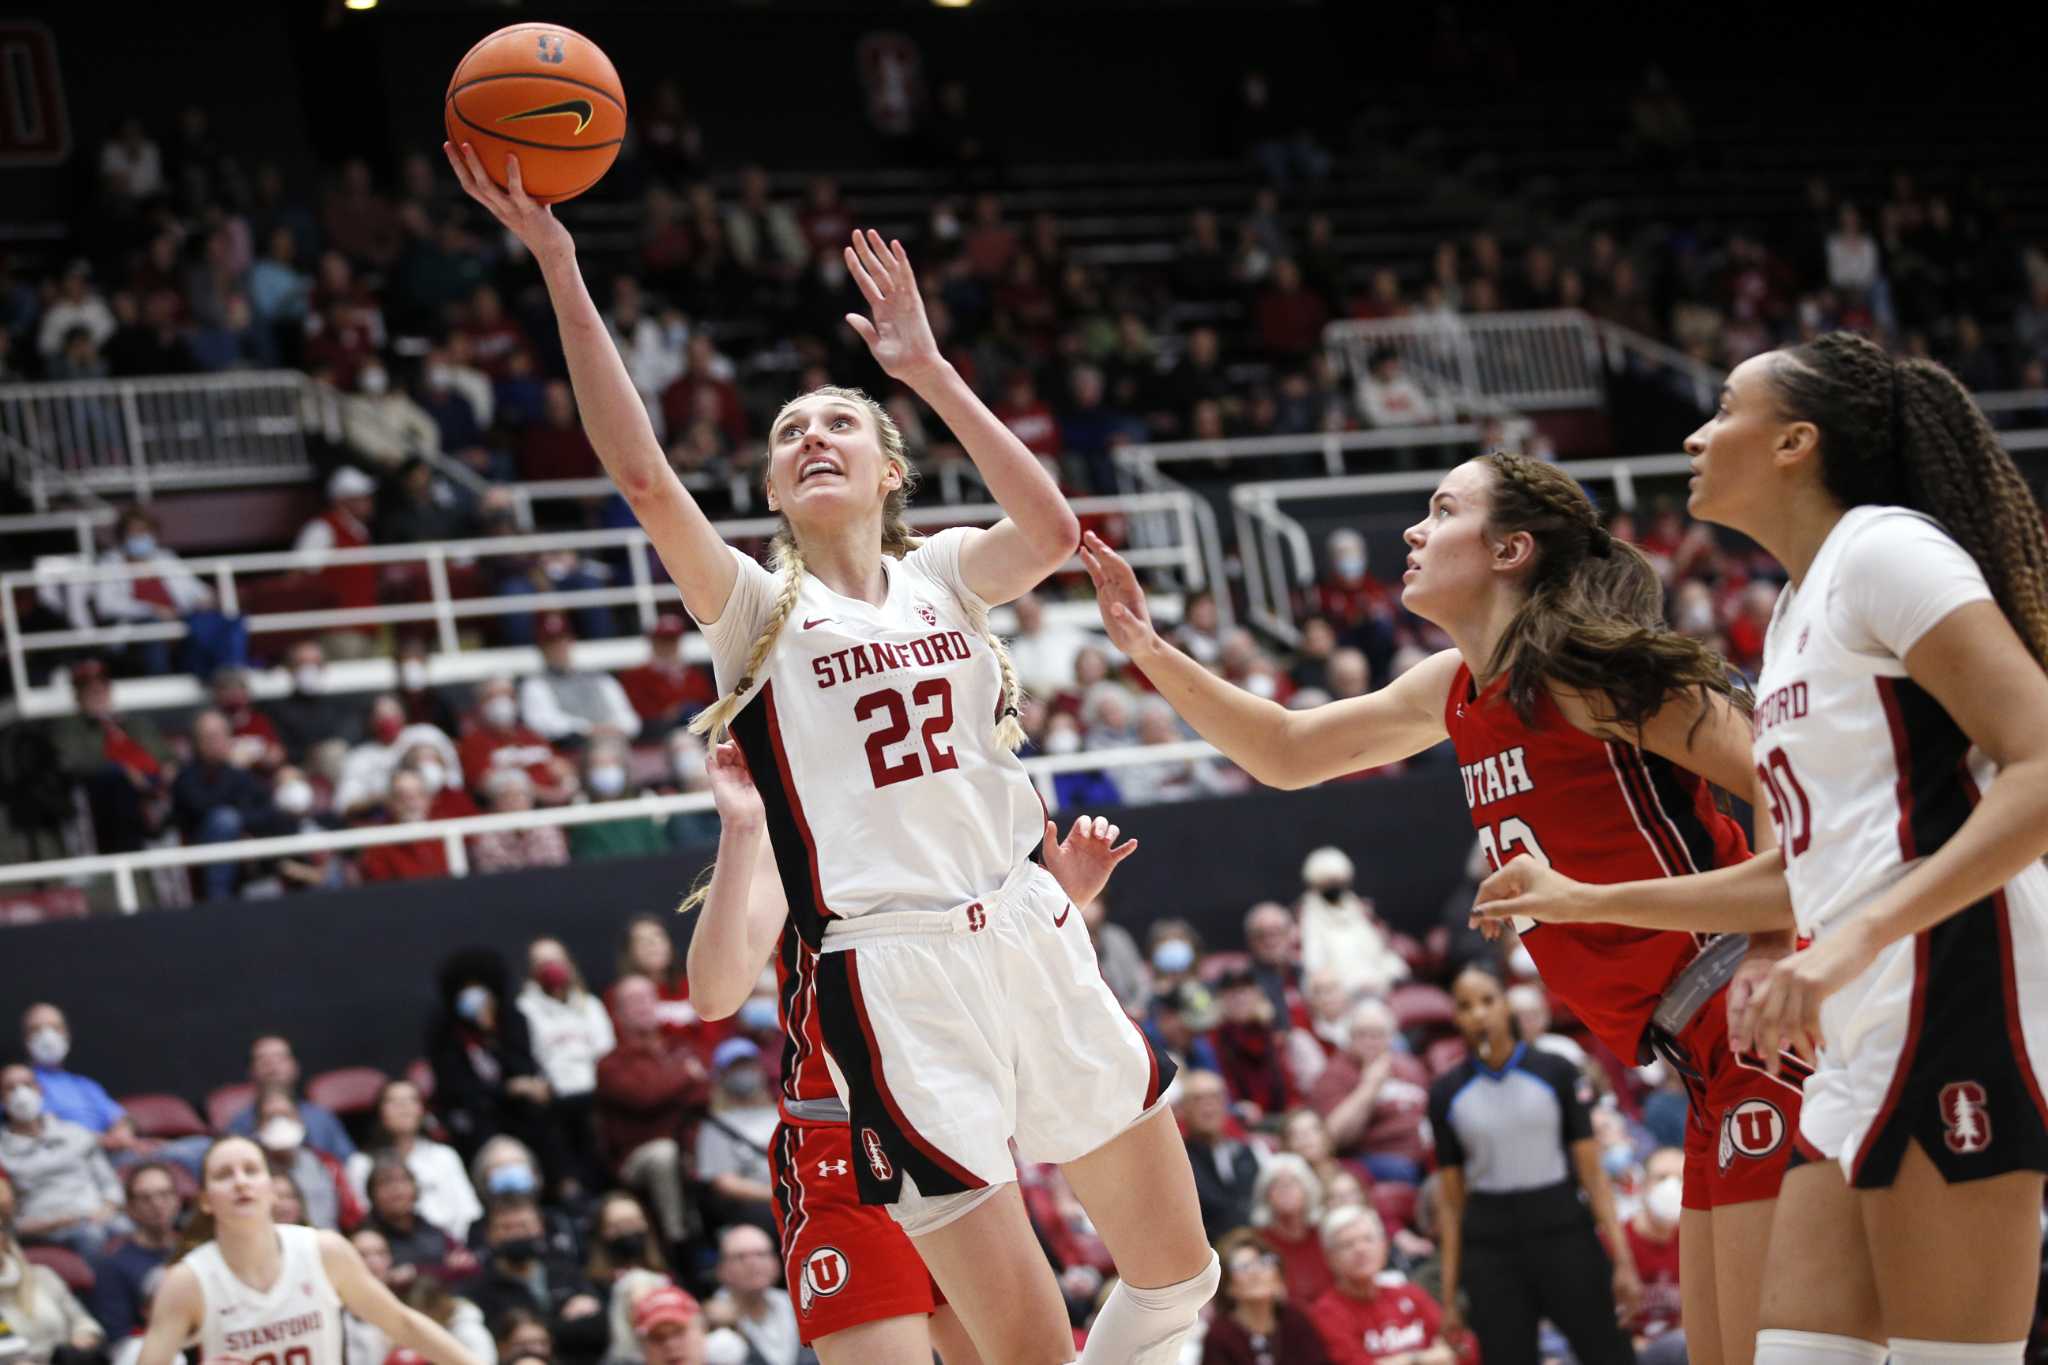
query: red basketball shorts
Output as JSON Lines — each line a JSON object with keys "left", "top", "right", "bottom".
{"left": 1678, "top": 983, "right": 1805, "bottom": 1210}
{"left": 770, "top": 1121, "right": 938, "bottom": 1344}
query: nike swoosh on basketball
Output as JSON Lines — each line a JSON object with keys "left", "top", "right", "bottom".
{"left": 1053, "top": 904, "right": 1072, "bottom": 928}
{"left": 497, "top": 98, "right": 595, "bottom": 136}
{"left": 802, "top": 617, "right": 833, "bottom": 630}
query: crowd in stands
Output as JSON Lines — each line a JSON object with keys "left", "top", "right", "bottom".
{"left": 2, "top": 823, "right": 1716, "bottom": 1364}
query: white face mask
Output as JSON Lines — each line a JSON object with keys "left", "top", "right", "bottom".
{"left": 400, "top": 660, "right": 430, "bottom": 692}
{"left": 275, "top": 780, "right": 314, "bottom": 815}
{"left": 1645, "top": 1176, "right": 1683, "bottom": 1226}
{"left": 258, "top": 1116, "right": 306, "bottom": 1153}
{"left": 1044, "top": 729, "right": 1081, "bottom": 756}
{"left": 414, "top": 761, "right": 448, "bottom": 795}
{"left": 5, "top": 1085, "right": 43, "bottom": 1123}
{"left": 672, "top": 746, "right": 706, "bottom": 785}
{"left": 26, "top": 1027, "right": 67, "bottom": 1069}
{"left": 587, "top": 765, "right": 626, "bottom": 798}
{"left": 484, "top": 696, "right": 518, "bottom": 729}
{"left": 295, "top": 665, "right": 324, "bottom": 695}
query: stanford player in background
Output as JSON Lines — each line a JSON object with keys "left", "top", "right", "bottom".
{"left": 1479, "top": 333, "right": 2048, "bottom": 1365}
{"left": 1084, "top": 448, "right": 1793, "bottom": 1365}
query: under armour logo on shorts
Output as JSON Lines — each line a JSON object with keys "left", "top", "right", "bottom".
{"left": 816, "top": 1159, "right": 849, "bottom": 1178}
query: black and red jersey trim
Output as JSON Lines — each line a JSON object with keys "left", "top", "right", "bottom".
{"left": 731, "top": 682, "right": 838, "bottom": 953}
{"left": 1605, "top": 742, "right": 1704, "bottom": 877}
{"left": 1874, "top": 676, "right": 1974, "bottom": 864}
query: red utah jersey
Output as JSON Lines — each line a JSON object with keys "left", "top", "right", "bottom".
{"left": 1444, "top": 663, "right": 1749, "bottom": 1063}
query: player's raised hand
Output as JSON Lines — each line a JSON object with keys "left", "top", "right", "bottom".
{"left": 705, "top": 741, "right": 765, "bottom": 832}
{"left": 1079, "top": 531, "right": 1161, "bottom": 657}
{"left": 444, "top": 141, "right": 572, "bottom": 261}
{"left": 842, "top": 230, "right": 944, "bottom": 385}
{"left": 1040, "top": 813, "right": 1139, "bottom": 910}
{"left": 1470, "top": 858, "right": 1596, "bottom": 927}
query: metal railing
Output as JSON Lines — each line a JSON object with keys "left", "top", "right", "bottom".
{"left": 1325, "top": 310, "right": 1606, "bottom": 413}
{"left": 0, "top": 738, "right": 1230, "bottom": 913}
{"left": 3, "top": 490, "right": 1222, "bottom": 718}
{"left": 0, "top": 507, "right": 117, "bottom": 559}
{"left": 1121, "top": 424, "right": 1492, "bottom": 480}
{"left": 0, "top": 371, "right": 317, "bottom": 506}
{"left": 1592, "top": 319, "right": 1725, "bottom": 413}
{"left": 1232, "top": 454, "right": 1698, "bottom": 643}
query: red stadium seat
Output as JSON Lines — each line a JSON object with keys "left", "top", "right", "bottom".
{"left": 1424, "top": 1036, "right": 1471, "bottom": 1078}
{"left": 1369, "top": 1181, "right": 1419, "bottom": 1235}
{"left": 25, "top": 1245, "right": 94, "bottom": 1294}
{"left": 119, "top": 1093, "right": 208, "bottom": 1140}
{"left": 206, "top": 1082, "right": 256, "bottom": 1133}
{"left": 1388, "top": 983, "right": 1459, "bottom": 1040}
{"left": 307, "top": 1067, "right": 389, "bottom": 1118}
{"left": 406, "top": 1058, "right": 436, "bottom": 1102}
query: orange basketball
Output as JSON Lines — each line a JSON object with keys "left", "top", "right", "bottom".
{"left": 444, "top": 23, "right": 626, "bottom": 205}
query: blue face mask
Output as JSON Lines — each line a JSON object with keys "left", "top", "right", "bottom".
{"left": 456, "top": 985, "right": 491, "bottom": 1022}
{"left": 1152, "top": 939, "right": 1196, "bottom": 975}
{"left": 1600, "top": 1144, "right": 1636, "bottom": 1179}
{"left": 486, "top": 1163, "right": 538, "bottom": 1196}
{"left": 124, "top": 534, "right": 157, "bottom": 558}
{"left": 737, "top": 998, "right": 778, "bottom": 1033}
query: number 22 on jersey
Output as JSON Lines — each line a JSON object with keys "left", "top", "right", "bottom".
{"left": 856, "top": 679, "right": 959, "bottom": 788}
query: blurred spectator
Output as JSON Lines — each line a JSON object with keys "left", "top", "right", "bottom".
{"left": 1118, "top": 695, "right": 1243, "bottom": 805}
{"left": 468, "top": 1137, "right": 580, "bottom": 1269}
{"left": 294, "top": 465, "right": 380, "bottom": 654}
{"left": 0, "top": 1165, "right": 105, "bottom": 1361}
{"left": 597, "top": 974, "right": 705, "bottom": 1257}
{"left": 1290, "top": 617, "right": 1340, "bottom": 695}
{"left": 1180, "top": 1069, "right": 1260, "bottom": 1242}
{"left": 608, "top": 917, "right": 730, "bottom": 1064}
{"left": 658, "top": 731, "right": 720, "bottom": 848}
{"left": 1307, "top": 998, "right": 1432, "bottom": 1185}
{"left": 87, "top": 1160, "right": 181, "bottom": 1340}
{"left": 343, "top": 1078, "right": 482, "bottom": 1243}
{"left": 523, "top": 616, "right": 642, "bottom": 744}
{"left": 1355, "top": 348, "right": 1439, "bottom": 429}
{"left": 20, "top": 1004, "right": 139, "bottom": 1158}
{"left": 1297, "top": 848, "right": 1410, "bottom": 999}
{"left": 1825, "top": 203, "right": 1881, "bottom": 297}
{"left": 1041, "top": 711, "right": 1120, "bottom": 808}
{"left": 248, "top": 226, "right": 312, "bottom": 337}
{"left": 172, "top": 708, "right": 287, "bottom": 898}
{"left": 0, "top": 1061, "right": 125, "bottom": 1257}
{"left": 1204, "top": 1226, "right": 1331, "bottom": 1365}
{"left": 616, "top": 614, "right": 715, "bottom": 738}
{"left": 1309, "top": 1207, "right": 1454, "bottom": 1365}
{"left": 37, "top": 262, "right": 117, "bottom": 359}
{"left": 496, "top": 1306, "right": 557, "bottom": 1365}
{"left": 428, "top": 950, "right": 564, "bottom": 1177}
{"left": 1623, "top": 1146, "right": 1685, "bottom": 1360}
{"left": 1248, "top": 1151, "right": 1332, "bottom": 1307}
{"left": 1006, "top": 592, "right": 1092, "bottom": 699}
{"left": 1255, "top": 258, "right": 1331, "bottom": 362}
{"left": 633, "top": 1286, "right": 708, "bottom": 1365}
{"left": 1208, "top": 968, "right": 1297, "bottom": 1122}
{"left": 382, "top": 456, "right": 485, "bottom": 544}
{"left": 1506, "top": 985, "right": 1590, "bottom": 1073}
{"left": 265, "top": 639, "right": 369, "bottom": 755}
{"left": 587, "top": 1191, "right": 670, "bottom": 1365}
{"left": 210, "top": 666, "right": 286, "bottom": 770}
{"left": 333, "top": 693, "right": 461, "bottom": 817}
{"left": 92, "top": 507, "right": 214, "bottom": 673}
{"left": 1315, "top": 529, "right": 1399, "bottom": 679}
{"left": 521, "top": 380, "right": 603, "bottom": 482}
{"left": 359, "top": 1153, "right": 467, "bottom": 1290}
{"left": 1057, "top": 363, "right": 1131, "bottom": 495}
{"left": 725, "top": 167, "right": 807, "bottom": 278}
{"left": 224, "top": 1034, "right": 358, "bottom": 1159}
{"left": 701, "top": 1224, "right": 800, "bottom": 1365}
{"left": 693, "top": 1039, "right": 777, "bottom": 1238}
{"left": 190, "top": 293, "right": 273, "bottom": 371}
{"left": 108, "top": 288, "right": 196, "bottom": 377}
{"left": 393, "top": 635, "right": 464, "bottom": 735}
{"left": 658, "top": 335, "right": 747, "bottom": 451}
{"left": 396, "top": 739, "right": 477, "bottom": 822}
{"left": 518, "top": 937, "right": 615, "bottom": 1194}
{"left": 568, "top": 736, "right": 668, "bottom": 862}
{"left": 459, "top": 1194, "right": 608, "bottom": 1362}
{"left": 100, "top": 117, "right": 165, "bottom": 205}
{"left": 250, "top": 1083, "right": 359, "bottom": 1231}
{"left": 471, "top": 769, "right": 573, "bottom": 874}
{"left": 461, "top": 675, "right": 577, "bottom": 803}
{"left": 994, "top": 369, "right": 1060, "bottom": 462}
{"left": 1081, "top": 894, "right": 1149, "bottom": 1014}
{"left": 355, "top": 770, "right": 449, "bottom": 881}
{"left": 1243, "top": 901, "right": 1303, "bottom": 1025}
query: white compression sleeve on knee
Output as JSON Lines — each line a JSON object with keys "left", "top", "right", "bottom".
{"left": 1078, "top": 1252, "right": 1221, "bottom": 1365}
{"left": 1755, "top": 1330, "right": 1888, "bottom": 1365}
{"left": 1888, "top": 1340, "right": 2027, "bottom": 1365}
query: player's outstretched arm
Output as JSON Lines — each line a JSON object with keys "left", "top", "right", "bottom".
{"left": 321, "top": 1231, "right": 482, "bottom": 1365}
{"left": 840, "top": 229, "right": 1078, "bottom": 606}
{"left": 1081, "top": 532, "right": 1457, "bottom": 788}
{"left": 444, "top": 142, "right": 736, "bottom": 624}
{"left": 685, "top": 742, "right": 788, "bottom": 1020}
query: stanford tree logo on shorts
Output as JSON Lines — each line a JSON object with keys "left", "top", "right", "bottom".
{"left": 799, "top": 1246, "right": 850, "bottom": 1315}
{"left": 1940, "top": 1081, "right": 1992, "bottom": 1154}
{"left": 861, "top": 1126, "right": 895, "bottom": 1181}
{"left": 966, "top": 902, "right": 986, "bottom": 933}
{"left": 1718, "top": 1098, "right": 1786, "bottom": 1170}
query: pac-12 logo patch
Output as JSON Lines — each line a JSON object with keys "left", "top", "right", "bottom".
{"left": 1719, "top": 1098, "right": 1786, "bottom": 1169}
{"left": 917, "top": 603, "right": 939, "bottom": 627}
{"left": 861, "top": 1127, "right": 894, "bottom": 1181}
{"left": 1940, "top": 1081, "right": 1993, "bottom": 1154}
{"left": 799, "top": 1246, "right": 849, "bottom": 1314}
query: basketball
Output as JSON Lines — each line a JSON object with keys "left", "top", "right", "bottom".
{"left": 444, "top": 23, "right": 625, "bottom": 205}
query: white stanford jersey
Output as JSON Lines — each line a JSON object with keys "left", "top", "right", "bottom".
{"left": 1752, "top": 505, "right": 2048, "bottom": 937}
{"left": 697, "top": 530, "right": 1042, "bottom": 949}
{"left": 185, "top": 1224, "right": 344, "bottom": 1365}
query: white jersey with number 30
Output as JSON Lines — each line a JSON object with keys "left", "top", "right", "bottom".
{"left": 185, "top": 1224, "right": 344, "bottom": 1365}
{"left": 695, "top": 529, "right": 1042, "bottom": 924}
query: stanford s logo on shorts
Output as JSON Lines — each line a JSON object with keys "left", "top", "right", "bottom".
{"left": 799, "top": 1246, "right": 850, "bottom": 1314}
{"left": 1719, "top": 1098, "right": 1787, "bottom": 1170}
{"left": 861, "top": 1127, "right": 895, "bottom": 1180}
{"left": 1940, "top": 1081, "right": 1993, "bottom": 1154}
{"left": 966, "top": 902, "right": 986, "bottom": 933}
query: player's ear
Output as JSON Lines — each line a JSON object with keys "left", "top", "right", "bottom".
{"left": 1492, "top": 529, "right": 1536, "bottom": 574}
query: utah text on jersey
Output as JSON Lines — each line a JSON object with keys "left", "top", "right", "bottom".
{"left": 1459, "top": 745, "right": 1535, "bottom": 810}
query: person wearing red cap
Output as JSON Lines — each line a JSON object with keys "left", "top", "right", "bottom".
{"left": 616, "top": 614, "right": 717, "bottom": 738}
{"left": 632, "top": 1285, "right": 706, "bottom": 1365}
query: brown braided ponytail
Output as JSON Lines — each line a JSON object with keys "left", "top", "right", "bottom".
{"left": 1478, "top": 451, "right": 1742, "bottom": 732}
{"left": 1768, "top": 332, "right": 2048, "bottom": 670}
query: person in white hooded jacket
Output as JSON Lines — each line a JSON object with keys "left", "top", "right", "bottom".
{"left": 516, "top": 938, "right": 615, "bottom": 1195}
{"left": 1295, "top": 846, "right": 1411, "bottom": 1001}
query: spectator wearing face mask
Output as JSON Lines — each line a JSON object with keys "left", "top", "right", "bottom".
{"left": 614, "top": 615, "right": 715, "bottom": 739}
{"left": 428, "top": 952, "right": 568, "bottom": 1184}
{"left": 1621, "top": 1146, "right": 1684, "bottom": 1363}
{"left": 93, "top": 507, "right": 215, "bottom": 676}
{"left": 568, "top": 738, "right": 667, "bottom": 863}
{"left": 396, "top": 740, "right": 478, "bottom": 821}
{"left": 18, "top": 1004, "right": 143, "bottom": 1159}
{"left": 261, "top": 763, "right": 348, "bottom": 892}
{"left": 333, "top": 693, "right": 462, "bottom": 817}
{"left": 517, "top": 938, "right": 614, "bottom": 1194}
{"left": 470, "top": 1136, "right": 584, "bottom": 1267}
{"left": 264, "top": 639, "right": 370, "bottom": 755}
{"left": 460, "top": 677, "right": 578, "bottom": 805}
{"left": 584, "top": 1191, "right": 671, "bottom": 1365}
{"left": 1038, "top": 711, "right": 1120, "bottom": 808}
{"left": 656, "top": 733, "right": 719, "bottom": 849}
{"left": 596, "top": 975, "right": 709, "bottom": 1258}
{"left": 394, "top": 636, "right": 465, "bottom": 736}
{"left": 357, "top": 770, "right": 451, "bottom": 882}
{"left": 0, "top": 1062, "right": 126, "bottom": 1257}
{"left": 1315, "top": 528, "right": 1399, "bottom": 682}
{"left": 693, "top": 1040, "right": 777, "bottom": 1239}
{"left": 459, "top": 1194, "right": 608, "bottom": 1363}
{"left": 1297, "top": 848, "right": 1411, "bottom": 1002}
{"left": 471, "top": 770, "right": 572, "bottom": 873}
{"left": 250, "top": 1083, "right": 362, "bottom": 1231}
{"left": 521, "top": 615, "right": 641, "bottom": 745}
